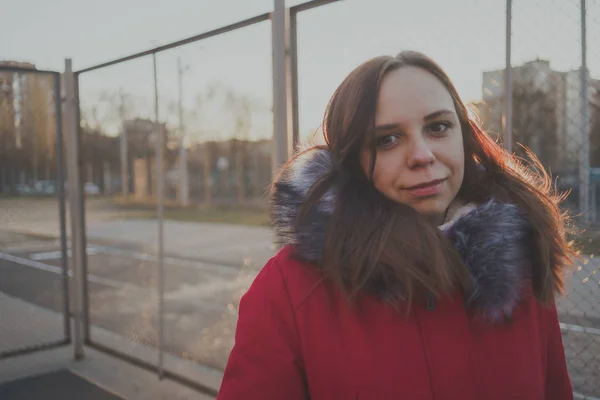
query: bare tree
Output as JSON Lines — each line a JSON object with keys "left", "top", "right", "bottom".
{"left": 469, "top": 98, "right": 503, "bottom": 144}
{"left": 225, "top": 91, "right": 252, "bottom": 205}
{"left": 472, "top": 82, "right": 558, "bottom": 173}
{"left": 511, "top": 81, "right": 558, "bottom": 172}
{"left": 186, "top": 83, "right": 266, "bottom": 205}
{"left": 20, "top": 74, "right": 55, "bottom": 183}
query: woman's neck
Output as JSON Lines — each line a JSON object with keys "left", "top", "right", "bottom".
{"left": 439, "top": 198, "right": 477, "bottom": 230}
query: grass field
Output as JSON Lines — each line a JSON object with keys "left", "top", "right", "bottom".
{"left": 110, "top": 197, "right": 271, "bottom": 227}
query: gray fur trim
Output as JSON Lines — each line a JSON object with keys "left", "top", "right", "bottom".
{"left": 270, "top": 147, "right": 534, "bottom": 322}
{"left": 441, "top": 200, "right": 533, "bottom": 322}
{"left": 270, "top": 148, "right": 335, "bottom": 264}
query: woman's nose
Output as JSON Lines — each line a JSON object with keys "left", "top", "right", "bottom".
{"left": 406, "top": 137, "right": 435, "bottom": 169}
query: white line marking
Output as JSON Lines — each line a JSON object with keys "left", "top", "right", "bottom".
{"left": 91, "top": 245, "right": 240, "bottom": 275}
{"left": 27, "top": 244, "right": 240, "bottom": 275}
{"left": 29, "top": 250, "right": 63, "bottom": 260}
{"left": 29, "top": 246, "right": 99, "bottom": 261}
{"left": 0, "top": 251, "right": 135, "bottom": 290}
{"left": 0, "top": 251, "right": 231, "bottom": 311}
{"left": 560, "top": 322, "right": 600, "bottom": 336}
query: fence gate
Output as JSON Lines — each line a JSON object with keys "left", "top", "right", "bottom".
{"left": 0, "top": 65, "right": 71, "bottom": 358}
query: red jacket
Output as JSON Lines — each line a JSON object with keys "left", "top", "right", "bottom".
{"left": 218, "top": 247, "right": 572, "bottom": 399}
{"left": 219, "top": 148, "right": 573, "bottom": 399}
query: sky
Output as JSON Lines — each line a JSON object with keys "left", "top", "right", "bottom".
{"left": 1, "top": 0, "right": 599, "bottom": 143}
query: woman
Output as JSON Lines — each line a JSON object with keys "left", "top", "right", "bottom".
{"left": 218, "top": 51, "right": 575, "bottom": 399}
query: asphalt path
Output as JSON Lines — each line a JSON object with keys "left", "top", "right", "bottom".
{"left": 0, "top": 235, "right": 257, "bottom": 371}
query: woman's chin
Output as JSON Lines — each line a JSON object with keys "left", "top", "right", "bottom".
{"left": 410, "top": 201, "right": 450, "bottom": 225}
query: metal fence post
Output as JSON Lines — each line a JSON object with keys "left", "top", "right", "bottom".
{"left": 153, "top": 52, "right": 165, "bottom": 379}
{"left": 54, "top": 73, "right": 71, "bottom": 344}
{"left": 579, "top": 0, "right": 590, "bottom": 223}
{"left": 64, "top": 58, "right": 85, "bottom": 360}
{"left": 271, "top": 0, "right": 294, "bottom": 174}
{"left": 503, "top": 0, "right": 513, "bottom": 154}
{"left": 289, "top": 11, "right": 300, "bottom": 150}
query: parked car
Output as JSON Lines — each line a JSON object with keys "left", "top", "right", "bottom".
{"left": 33, "top": 180, "right": 57, "bottom": 194}
{"left": 84, "top": 182, "right": 100, "bottom": 195}
{"left": 15, "top": 184, "right": 34, "bottom": 195}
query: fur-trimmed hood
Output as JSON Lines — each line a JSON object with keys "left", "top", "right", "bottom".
{"left": 270, "top": 147, "right": 535, "bottom": 322}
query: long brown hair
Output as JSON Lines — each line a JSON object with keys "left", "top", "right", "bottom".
{"left": 296, "top": 51, "right": 574, "bottom": 307}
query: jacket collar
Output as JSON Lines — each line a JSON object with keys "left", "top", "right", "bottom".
{"left": 270, "top": 147, "right": 533, "bottom": 322}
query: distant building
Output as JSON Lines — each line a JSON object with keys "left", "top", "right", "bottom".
{"left": 0, "top": 61, "right": 37, "bottom": 149}
{"left": 0, "top": 61, "right": 57, "bottom": 185}
{"left": 476, "top": 59, "right": 600, "bottom": 175}
{"left": 122, "top": 117, "right": 172, "bottom": 198}
{"left": 0, "top": 68, "right": 17, "bottom": 146}
{"left": 121, "top": 117, "right": 174, "bottom": 166}
{"left": 0, "top": 61, "right": 36, "bottom": 69}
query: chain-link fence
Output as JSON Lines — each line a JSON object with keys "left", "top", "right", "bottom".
{"left": 471, "top": 0, "right": 600, "bottom": 396}
{"left": 0, "top": 65, "right": 71, "bottom": 359}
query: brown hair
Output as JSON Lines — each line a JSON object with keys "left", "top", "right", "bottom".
{"left": 297, "top": 51, "right": 574, "bottom": 307}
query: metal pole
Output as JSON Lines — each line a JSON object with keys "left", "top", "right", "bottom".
{"left": 153, "top": 53, "right": 165, "bottom": 379}
{"left": 178, "top": 57, "right": 189, "bottom": 206}
{"left": 54, "top": 73, "right": 71, "bottom": 343}
{"left": 503, "top": 0, "right": 513, "bottom": 153}
{"left": 271, "top": 0, "right": 293, "bottom": 175}
{"left": 289, "top": 11, "right": 300, "bottom": 151}
{"left": 64, "top": 59, "right": 85, "bottom": 360}
{"left": 74, "top": 76, "right": 90, "bottom": 343}
{"left": 119, "top": 90, "right": 129, "bottom": 196}
{"left": 579, "top": 0, "right": 590, "bottom": 223}
{"left": 591, "top": 183, "right": 596, "bottom": 223}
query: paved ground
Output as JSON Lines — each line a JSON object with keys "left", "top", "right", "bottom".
{"left": 0, "top": 233, "right": 257, "bottom": 371}
{"left": 0, "top": 293, "right": 216, "bottom": 400}
{"left": 1, "top": 197, "right": 599, "bottom": 397}
{"left": 0, "top": 197, "right": 277, "bottom": 268}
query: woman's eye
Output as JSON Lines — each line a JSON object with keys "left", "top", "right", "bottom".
{"left": 376, "top": 135, "right": 398, "bottom": 148}
{"left": 427, "top": 122, "right": 452, "bottom": 135}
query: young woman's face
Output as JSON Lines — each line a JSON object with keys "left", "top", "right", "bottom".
{"left": 360, "top": 66, "right": 465, "bottom": 225}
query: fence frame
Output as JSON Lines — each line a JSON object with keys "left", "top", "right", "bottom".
{"left": 0, "top": 66, "right": 71, "bottom": 359}
{"left": 71, "top": 10, "right": 274, "bottom": 398}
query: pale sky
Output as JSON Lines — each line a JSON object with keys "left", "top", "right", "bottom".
{"left": 1, "top": 0, "right": 598, "bottom": 143}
